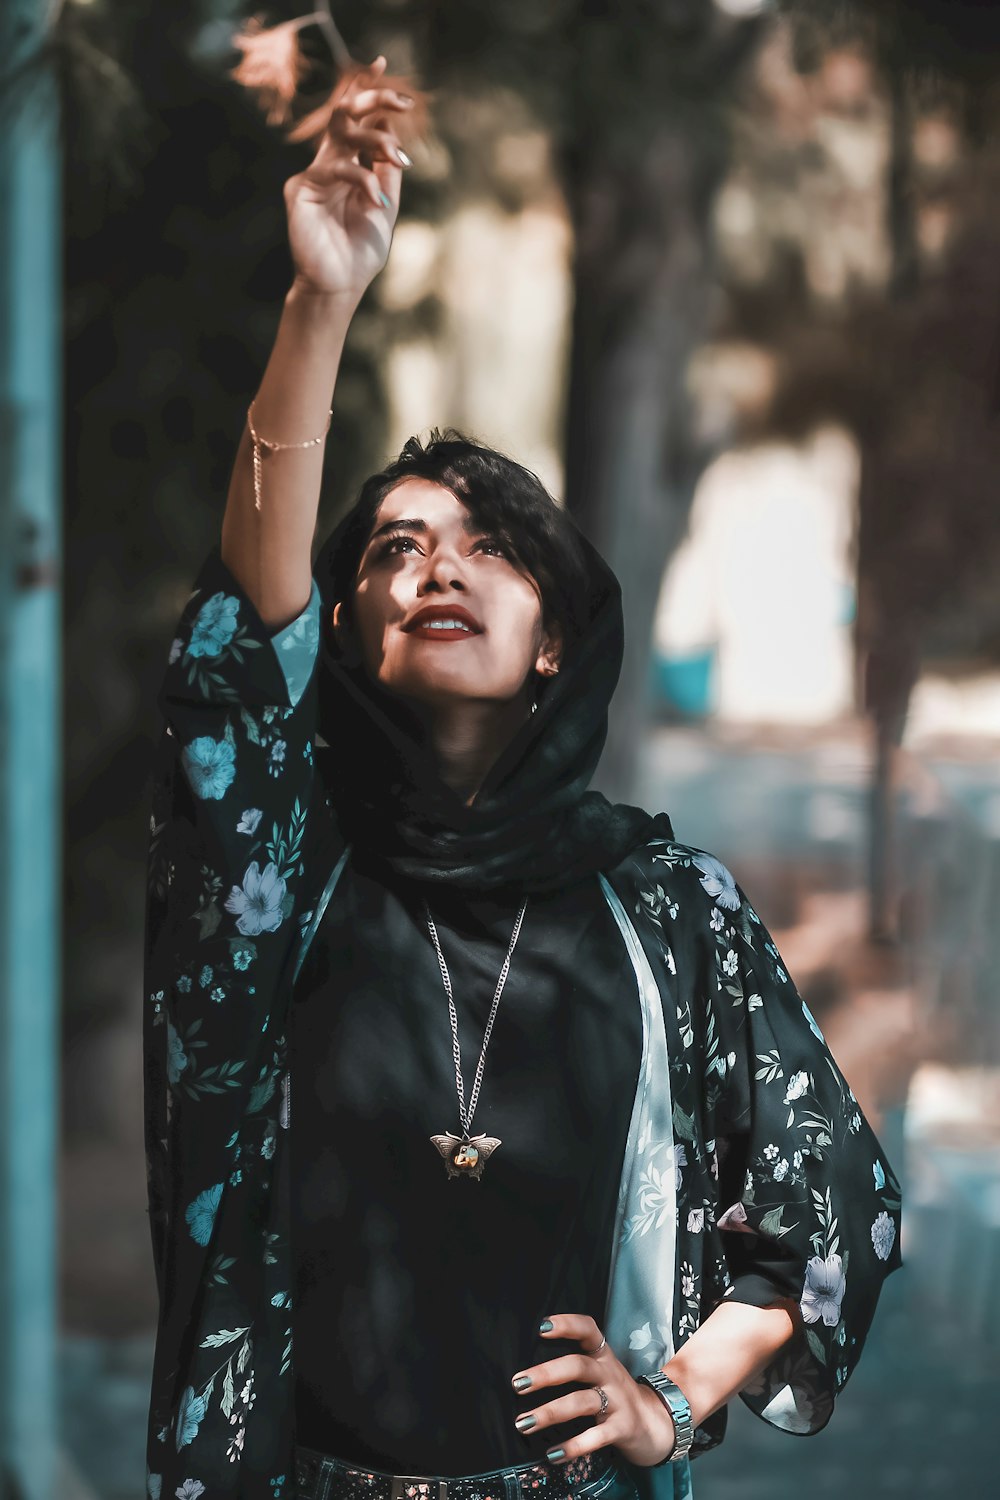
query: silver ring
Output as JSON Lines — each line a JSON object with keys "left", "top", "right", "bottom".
{"left": 584, "top": 1333, "right": 607, "bottom": 1355}
{"left": 594, "top": 1385, "right": 609, "bottom": 1422}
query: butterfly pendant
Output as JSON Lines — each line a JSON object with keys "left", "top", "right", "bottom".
{"left": 430, "top": 1131, "right": 501, "bottom": 1180}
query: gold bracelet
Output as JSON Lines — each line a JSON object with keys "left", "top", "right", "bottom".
{"left": 247, "top": 399, "right": 333, "bottom": 511}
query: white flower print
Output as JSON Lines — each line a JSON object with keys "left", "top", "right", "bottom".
{"left": 691, "top": 852, "right": 741, "bottom": 910}
{"left": 709, "top": 906, "right": 725, "bottom": 932}
{"left": 873, "top": 1159, "right": 885, "bottom": 1191}
{"left": 237, "top": 808, "right": 263, "bottom": 835}
{"left": 871, "top": 1211, "right": 896, "bottom": 1261}
{"left": 687, "top": 1208, "right": 705, "bottom": 1233}
{"left": 800, "top": 1253, "right": 846, "bottom": 1327}
{"left": 629, "top": 1321, "right": 652, "bottom": 1350}
{"left": 772, "top": 1158, "right": 789, "bottom": 1182}
{"left": 175, "top": 1483, "right": 205, "bottom": 1500}
{"left": 637, "top": 1156, "right": 678, "bottom": 1230}
{"left": 224, "top": 860, "right": 288, "bottom": 936}
{"left": 717, "top": 1200, "right": 749, "bottom": 1231}
{"left": 764, "top": 1143, "right": 779, "bottom": 1160}
{"left": 783, "top": 1070, "right": 810, "bottom": 1104}
{"left": 168, "top": 638, "right": 183, "bottom": 665}
{"left": 671, "top": 1142, "right": 688, "bottom": 1193}
{"left": 722, "top": 949, "right": 738, "bottom": 977}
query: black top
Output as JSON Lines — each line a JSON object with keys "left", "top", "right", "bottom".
{"left": 289, "top": 851, "right": 641, "bottom": 1474}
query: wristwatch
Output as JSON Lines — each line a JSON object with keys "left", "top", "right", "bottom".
{"left": 634, "top": 1371, "right": 694, "bottom": 1464}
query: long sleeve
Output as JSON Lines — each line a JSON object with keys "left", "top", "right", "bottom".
{"left": 695, "top": 852, "right": 903, "bottom": 1435}
{"left": 142, "top": 544, "right": 324, "bottom": 1482}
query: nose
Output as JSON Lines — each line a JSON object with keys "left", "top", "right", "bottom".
{"left": 416, "top": 542, "right": 469, "bottom": 594}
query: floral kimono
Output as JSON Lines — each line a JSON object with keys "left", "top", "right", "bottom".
{"left": 143, "top": 547, "right": 902, "bottom": 1500}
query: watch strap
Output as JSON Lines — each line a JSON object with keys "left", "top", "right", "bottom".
{"left": 635, "top": 1371, "right": 694, "bottom": 1464}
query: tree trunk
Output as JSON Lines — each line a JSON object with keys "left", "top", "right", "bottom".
{"left": 561, "top": 129, "right": 714, "bottom": 803}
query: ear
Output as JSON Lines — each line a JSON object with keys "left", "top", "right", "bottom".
{"left": 535, "top": 622, "right": 562, "bottom": 679}
{"left": 331, "top": 600, "right": 361, "bottom": 666}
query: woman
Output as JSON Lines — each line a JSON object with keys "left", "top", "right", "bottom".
{"left": 143, "top": 56, "right": 902, "bottom": 1500}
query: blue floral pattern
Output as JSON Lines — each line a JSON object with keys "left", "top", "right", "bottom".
{"left": 188, "top": 593, "right": 240, "bottom": 659}
{"left": 182, "top": 732, "right": 237, "bottom": 801}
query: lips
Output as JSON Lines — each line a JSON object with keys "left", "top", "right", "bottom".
{"left": 402, "top": 604, "right": 483, "bottom": 635}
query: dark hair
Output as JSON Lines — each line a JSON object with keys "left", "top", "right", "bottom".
{"left": 317, "top": 428, "right": 593, "bottom": 649}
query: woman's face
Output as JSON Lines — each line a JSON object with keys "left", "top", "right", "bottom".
{"left": 332, "top": 477, "right": 561, "bottom": 708}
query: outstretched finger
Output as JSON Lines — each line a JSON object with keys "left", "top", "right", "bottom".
{"left": 339, "top": 56, "right": 414, "bottom": 121}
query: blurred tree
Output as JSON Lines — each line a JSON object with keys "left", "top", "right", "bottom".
{"left": 770, "top": 0, "right": 1000, "bottom": 939}
{"left": 416, "top": 0, "right": 767, "bottom": 798}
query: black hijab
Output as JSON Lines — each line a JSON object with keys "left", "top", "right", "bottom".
{"left": 310, "top": 514, "right": 672, "bottom": 894}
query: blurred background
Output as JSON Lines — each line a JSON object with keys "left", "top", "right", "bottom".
{"left": 2, "top": 0, "right": 1000, "bottom": 1496}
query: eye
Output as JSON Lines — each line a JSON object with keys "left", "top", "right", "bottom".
{"left": 376, "top": 533, "right": 420, "bottom": 559}
{"left": 474, "top": 536, "right": 510, "bottom": 559}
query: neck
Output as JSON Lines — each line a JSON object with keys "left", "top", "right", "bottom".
{"left": 409, "top": 693, "right": 533, "bottom": 805}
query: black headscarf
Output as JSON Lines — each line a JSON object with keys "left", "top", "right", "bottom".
{"left": 310, "top": 515, "right": 672, "bottom": 894}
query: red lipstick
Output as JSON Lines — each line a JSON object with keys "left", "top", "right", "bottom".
{"left": 402, "top": 604, "right": 483, "bottom": 639}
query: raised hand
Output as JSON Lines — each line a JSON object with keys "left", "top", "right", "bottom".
{"left": 283, "top": 54, "right": 414, "bottom": 300}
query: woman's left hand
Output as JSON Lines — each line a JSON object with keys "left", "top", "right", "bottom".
{"left": 510, "top": 1314, "right": 679, "bottom": 1469}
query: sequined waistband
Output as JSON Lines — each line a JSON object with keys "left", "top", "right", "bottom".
{"left": 293, "top": 1445, "right": 631, "bottom": 1500}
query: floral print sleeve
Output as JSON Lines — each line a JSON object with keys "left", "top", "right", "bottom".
{"left": 692, "top": 851, "right": 903, "bottom": 1436}
{"left": 143, "top": 545, "right": 324, "bottom": 1499}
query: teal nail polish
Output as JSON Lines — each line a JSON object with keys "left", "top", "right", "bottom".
{"left": 379, "top": 190, "right": 392, "bottom": 208}
{"left": 546, "top": 1449, "right": 564, "bottom": 1463}
{"left": 514, "top": 1414, "right": 536, "bottom": 1432}
{"left": 538, "top": 1319, "right": 553, "bottom": 1333}
{"left": 512, "top": 1375, "right": 532, "bottom": 1391}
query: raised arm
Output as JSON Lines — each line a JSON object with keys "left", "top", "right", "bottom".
{"left": 221, "top": 53, "right": 415, "bottom": 631}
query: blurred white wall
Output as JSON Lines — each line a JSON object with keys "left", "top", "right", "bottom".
{"left": 653, "top": 423, "right": 860, "bottom": 723}
{"left": 381, "top": 198, "right": 572, "bottom": 503}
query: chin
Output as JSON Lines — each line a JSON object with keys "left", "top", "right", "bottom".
{"left": 379, "top": 666, "right": 526, "bottom": 710}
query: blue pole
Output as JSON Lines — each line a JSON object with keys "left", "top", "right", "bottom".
{"left": 0, "top": 1, "right": 62, "bottom": 1497}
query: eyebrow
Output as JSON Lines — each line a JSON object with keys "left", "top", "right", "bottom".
{"left": 366, "top": 515, "right": 481, "bottom": 546}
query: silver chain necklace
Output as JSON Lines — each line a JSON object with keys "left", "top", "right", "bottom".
{"left": 424, "top": 897, "right": 527, "bottom": 1181}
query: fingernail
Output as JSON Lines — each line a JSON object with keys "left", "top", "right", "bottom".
{"left": 394, "top": 146, "right": 412, "bottom": 167}
{"left": 379, "top": 190, "right": 392, "bottom": 208}
{"left": 514, "top": 1414, "right": 536, "bottom": 1432}
{"left": 512, "top": 1375, "right": 532, "bottom": 1391}
{"left": 397, "top": 93, "right": 415, "bottom": 105}
{"left": 538, "top": 1319, "right": 553, "bottom": 1333}
{"left": 546, "top": 1449, "right": 564, "bottom": 1463}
